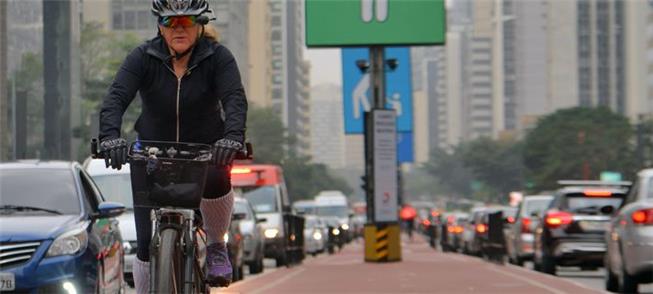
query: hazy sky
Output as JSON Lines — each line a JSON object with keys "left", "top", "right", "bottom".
{"left": 305, "top": 48, "right": 342, "bottom": 87}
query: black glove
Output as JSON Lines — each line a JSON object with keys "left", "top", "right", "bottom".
{"left": 213, "top": 138, "right": 243, "bottom": 166}
{"left": 100, "top": 138, "right": 128, "bottom": 170}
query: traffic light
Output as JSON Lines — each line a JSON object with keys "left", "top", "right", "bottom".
{"left": 360, "top": 175, "right": 369, "bottom": 191}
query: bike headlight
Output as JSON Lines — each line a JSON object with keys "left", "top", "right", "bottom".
{"left": 332, "top": 228, "right": 340, "bottom": 236}
{"left": 223, "top": 233, "right": 229, "bottom": 243}
{"left": 264, "top": 228, "right": 279, "bottom": 239}
{"left": 341, "top": 224, "right": 350, "bottom": 231}
{"left": 47, "top": 226, "right": 88, "bottom": 257}
{"left": 313, "top": 231, "right": 322, "bottom": 240}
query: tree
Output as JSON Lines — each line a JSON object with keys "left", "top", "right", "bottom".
{"left": 422, "top": 146, "right": 474, "bottom": 198}
{"left": 461, "top": 137, "right": 525, "bottom": 198}
{"left": 246, "top": 107, "right": 287, "bottom": 165}
{"left": 523, "top": 107, "right": 636, "bottom": 191}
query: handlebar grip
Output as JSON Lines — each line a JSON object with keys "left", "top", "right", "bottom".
{"left": 91, "top": 138, "right": 103, "bottom": 159}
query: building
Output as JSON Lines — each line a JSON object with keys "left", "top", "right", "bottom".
{"left": 310, "top": 83, "right": 345, "bottom": 169}
{"left": 247, "top": 0, "right": 272, "bottom": 107}
{"left": 624, "top": 0, "right": 653, "bottom": 121}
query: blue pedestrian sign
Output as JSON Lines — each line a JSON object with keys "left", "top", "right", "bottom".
{"left": 342, "top": 47, "right": 413, "bottom": 134}
{"left": 397, "top": 132, "right": 413, "bottom": 163}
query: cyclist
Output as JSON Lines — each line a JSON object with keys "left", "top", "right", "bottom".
{"left": 98, "top": 0, "right": 247, "bottom": 292}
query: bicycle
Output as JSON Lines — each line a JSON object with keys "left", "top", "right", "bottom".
{"left": 91, "top": 139, "right": 252, "bottom": 294}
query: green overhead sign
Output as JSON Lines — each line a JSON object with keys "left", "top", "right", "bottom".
{"left": 305, "top": 0, "right": 446, "bottom": 47}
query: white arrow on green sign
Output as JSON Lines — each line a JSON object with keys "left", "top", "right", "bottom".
{"left": 305, "top": 0, "right": 446, "bottom": 47}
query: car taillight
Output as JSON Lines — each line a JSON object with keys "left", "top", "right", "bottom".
{"left": 475, "top": 223, "right": 488, "bottom": 233}
{"left": 545, "top": 211, "right": 573, "bottom": 228}
{"left": 632, "top": 209, "right": 653, "bottom": 225}
{"left": 507, "top": 216, "right": 515, "bottom": 224}
{"left": 422, "top": 219, "right": 431, "bottom": 227}
{"left": 454, "top": 226, "right": 464, "bottom": 234}
{"left": 521, "top": 217, "right": 532, "bottom": 233}
{"left": 447, "top": 226, "right": 455, "bottom": 233}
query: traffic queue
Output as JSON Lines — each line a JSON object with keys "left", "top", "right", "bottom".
{"left": 418, "top": 170, "right": 653, "bottom": 294}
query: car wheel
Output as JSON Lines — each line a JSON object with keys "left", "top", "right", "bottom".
{"left": 249, "top": 258, "right": 264, "bottom": 274}
{"left": 619, "top": 264, "right": 639, "bottom": 293}
{"left": 541, "top": 253, "right": 556, "bottom": 275}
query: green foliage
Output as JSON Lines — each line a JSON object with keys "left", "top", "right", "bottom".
{"left": 421, "top": 146, "right": 474, "bottom": 198}
{"left": 460, "top": 137, "right": 525, "bottom": 197}
{"left": 523, "top": 107, "right": 636, "bottom": 191}
{"left": 246, "top": 106, "right": 352, "bottom": 201}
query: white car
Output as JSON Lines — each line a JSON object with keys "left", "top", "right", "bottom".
{"left": 303, "top": 215, "right": 327, "bottom": 255}
{"left": 84, "top": 158, "right": 137, "bottom": 287}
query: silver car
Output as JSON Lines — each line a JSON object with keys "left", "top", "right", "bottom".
{"left": 506, "top": 195, "right": 553, "bottom": 266}
{"left": 83, "top": 159, "right": 137, "bottom": 287}
{"left": 303, "top": 215, "right": 327, "bottom": 255}
{"left": 605, "top": 169, "right": 653, "bottom": 293}
{"left": 234, "top": 197, "right": 266, "bottom": 275}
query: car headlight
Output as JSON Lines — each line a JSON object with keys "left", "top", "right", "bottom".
{"left": 264, "top": 228, "right": 279, "bottom": 239}
{"left": 313, "top": 231, "right": 322, "bottom": 240}
{"left": 223, "top": 233, "right": 229, "bottom": 243}
{"left": 332, "top": 228, "right": 340, "bottom": 236}
{"left": 47, "top": 226, "right": 88, "bottom": 257}
{"left": 341, "top": 224, "right": 349, "bottom": 231}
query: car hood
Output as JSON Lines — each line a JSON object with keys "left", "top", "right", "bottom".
{"left": 0, "top": 214, "right": 80, "bottom": 242}
{"left": 238, "top": 220, "right": 255, "bottom": 235}
{"left": 117, "top": 211, "right": 136, "bottom": 241}
{"left": 257, "top": 212, "right": 282, "bottom": 230}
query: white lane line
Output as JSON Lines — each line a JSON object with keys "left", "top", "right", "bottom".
{"left": 247, "top": 268, "right": 306, "bottom": 294}
{"left": 507, "top": 264, "right": 606, "bottom": 293}
{"left": 486, "top": 265, "right": 566, "bottom": 294}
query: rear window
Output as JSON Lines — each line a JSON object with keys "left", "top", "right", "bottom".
{"left": 1, "top": 168, "right": 81, "bottom": 215}
{"left": 563, "top": 193, "right": 624, "bottom": 213}
{"left": 522, "top": 198, "right": 552, "bottom": 216}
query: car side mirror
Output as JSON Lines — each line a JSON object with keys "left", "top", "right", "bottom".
{"left": 96, "top": 202, "right": 125, "bottom": 219}
{"left": 232, "top": 213, "right": 247, "bottom": 221}
{"left": 256, "top": 217, "right": 267, "bottom": 224}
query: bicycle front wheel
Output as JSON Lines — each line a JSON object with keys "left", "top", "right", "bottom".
{"left": 153, "top": 228, "right": 183, "bottom": 293}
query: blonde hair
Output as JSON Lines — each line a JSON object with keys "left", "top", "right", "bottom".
{"left": 203, "top": 24, "right": 220, "bottom": 43}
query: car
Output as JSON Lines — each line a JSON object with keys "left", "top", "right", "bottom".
{"left": 303, "top": 215, "right": 327, "bottom": 256}
{"left": 231, "top": 165, "right": 304, "bottom": 267}
{"left": 605, "top": 169, "right": 653, "bottom": 293}
{"left": 293, "top": 200, "right": 317, "bottom": 215}
{"left": 233, "top": 197, "right": 265, "bottom": 275}
{"left": 505, "top": 195, "right": 554, "bottom": 266}
{"left": 534, "top": 181, "right": 629, "bottom": 275}
{"left": 462, "top": 207, "right": 490, "bottom": 256}
{"left": 225, "top": 212, "right": 245, "bottom": 282}
{"left": 0, "top": 161, "right": 125, "bottom": 293}
{"left": 443, "top": 212, "right": 468, "bottom": 252}
{"left": 478, "top": 206, "right": 517, "bottom": 262}
{"left": 83, "top": 158, "right": 137, "bottom": 287}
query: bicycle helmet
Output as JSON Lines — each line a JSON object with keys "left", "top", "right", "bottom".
{"left": 152, "top": 0, "right": 210, "bottom": 17}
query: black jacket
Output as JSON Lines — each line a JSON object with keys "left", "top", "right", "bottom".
{"left": 99, "top": 36, "right": 247, "bottom": 144}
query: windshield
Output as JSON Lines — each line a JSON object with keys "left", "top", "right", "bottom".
{"left": 238, "top": 186, "right": 278, "bottom": 213}
{"left": 0, "top": 169, "right": 80, "bottom": 215}
{"left": 91, "top": 174, "right": 133, "bottom": 209}
{"left": 523, "top": 198, "right": 552, "bottom": 217}
{"left": 305, "top": 218, "right": 318, "bottom": 228}
{"left": 234, "top": 201, "right": 253, "bottom": 219}
{"left": 316, "top": 206, "right": 348, "bottom": 218}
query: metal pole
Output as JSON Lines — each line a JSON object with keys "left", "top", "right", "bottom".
{"left": 11, "top": 71, "right": 16, "bottom": 160}
{"left": 370, "top": 46, "right": 386, "bottom": 108}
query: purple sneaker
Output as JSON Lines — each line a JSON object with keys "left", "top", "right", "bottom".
{"left": 205, "top": 242, "right": 232, "bottom": 287}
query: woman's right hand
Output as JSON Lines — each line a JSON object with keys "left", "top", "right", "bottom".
{"left": 100, "top": 138, "right": 128, "bottom": 170}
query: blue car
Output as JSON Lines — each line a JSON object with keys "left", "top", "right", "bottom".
{"left": 0, "top": 161, "right": 125, "bottom": 293}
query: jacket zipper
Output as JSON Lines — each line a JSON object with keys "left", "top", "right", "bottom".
{"left": 176, "top": 77, "right": 181, "bottom": 142}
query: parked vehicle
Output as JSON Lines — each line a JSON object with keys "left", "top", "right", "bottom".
{"left": 225, "top": 212, "right": 245, "bottom": 282}
{"left": 303, "top": 215, "right": 327, "bottom": 256}
{"left": 506, "top": 195, "right": 554, "bottom": 266}
{"left": 534, "top": 181, "right": 629, "bottom": 275}
{"left": 0, "top": 161, "right": 125, "bottom": 293}
{"left": 605, "top": 170, "right": 653, "bottom": 293}
{"left": 231, "top": 165, "right": 304, "bottom": 267}
{"left": 315, "top": 191, "right": 352, "bottom": 242}
{"left": 233, "top": 197, "right": 265, "bottom": 275}
{"left": 84, "top": 158, "right": 137, "bottom": 287}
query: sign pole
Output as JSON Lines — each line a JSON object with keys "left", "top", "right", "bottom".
{"left": 370, "top": 46, "right": 386, "bottom": 109}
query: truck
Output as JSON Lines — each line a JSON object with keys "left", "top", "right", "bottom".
{"left": 230, "top": 165, "right": 304, "bottom": 267}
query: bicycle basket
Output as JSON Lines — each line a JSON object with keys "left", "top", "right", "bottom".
{"left": 129, "top": 141, "right": 212, "bottom": 209}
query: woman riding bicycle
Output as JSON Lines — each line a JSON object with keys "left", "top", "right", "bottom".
{"left": 98, "top": 0, "right": 247, "bottom": 292}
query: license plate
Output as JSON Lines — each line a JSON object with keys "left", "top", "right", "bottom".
{"left": 579, "top": 221, "right": 607, "bottom": 231}
{"left": 0, "top": 272, "right": 15, "bottom": 291}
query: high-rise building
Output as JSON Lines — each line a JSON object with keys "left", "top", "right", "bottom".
{"left": 247, "top": 0, "right": 272, "bottom": 108}
{"left": 624, "top": 0, "right": 653, "bottom": 121}
{"left": 212, "top": 0, "right": 249, "bottom": 88}
{"left": 269, "top": 0, "right": 311, "bottom": 156}
{"left": 310, "top": 83, "right": 344, "bottom": 169}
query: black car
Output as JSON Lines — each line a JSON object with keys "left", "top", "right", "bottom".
{"left": 0, "top": 161, "right": 125, "bottom": 293}
{"left": 534, "top": 181, "right": 629, "bottom": 275}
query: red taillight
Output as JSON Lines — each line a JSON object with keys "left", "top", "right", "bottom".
{"left": 476, "top": 223, "right": 488, "bottom": 233}
{"left": 507, "top": 216, "right": 515, "bottom": 224}
{"left": 454, "top": 226, "right": 464, "bottom": 234}
{"left": 545, "top": 211, "right": 573, "bottom": 228}
{"left": 521, "top": 217, "right": 532, "bottom": 233}
{"left": 231, "top": 167, "right": 252, "bottom": 174}
{"left": 422, "top": 219, "right": 431, "bottom": 227}
{"left": 447, "top": 226, "right": 455, "bottom": 233}
{"left": 632, "top": 209, "right": 653, "bottom": 225}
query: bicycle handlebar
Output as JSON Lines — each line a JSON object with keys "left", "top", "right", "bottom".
{"left": 90, "top": 138, "right": 253, "bottom": 161}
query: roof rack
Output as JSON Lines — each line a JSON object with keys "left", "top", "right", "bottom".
{"left": 557, "top": 180, "right": 632, "bottom": 188}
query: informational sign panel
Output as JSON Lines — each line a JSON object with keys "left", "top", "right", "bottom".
{"left": 373, "top": 110, "right": 398, "bottom": 222}
{"left": 342, "top": 47, "right": 413, "bottom": 134}
{"left": 306, "top": 0, "right": 446, "bottom": 47}
{"left": 396, "top": 132, "right": 413, "bottom": 163}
